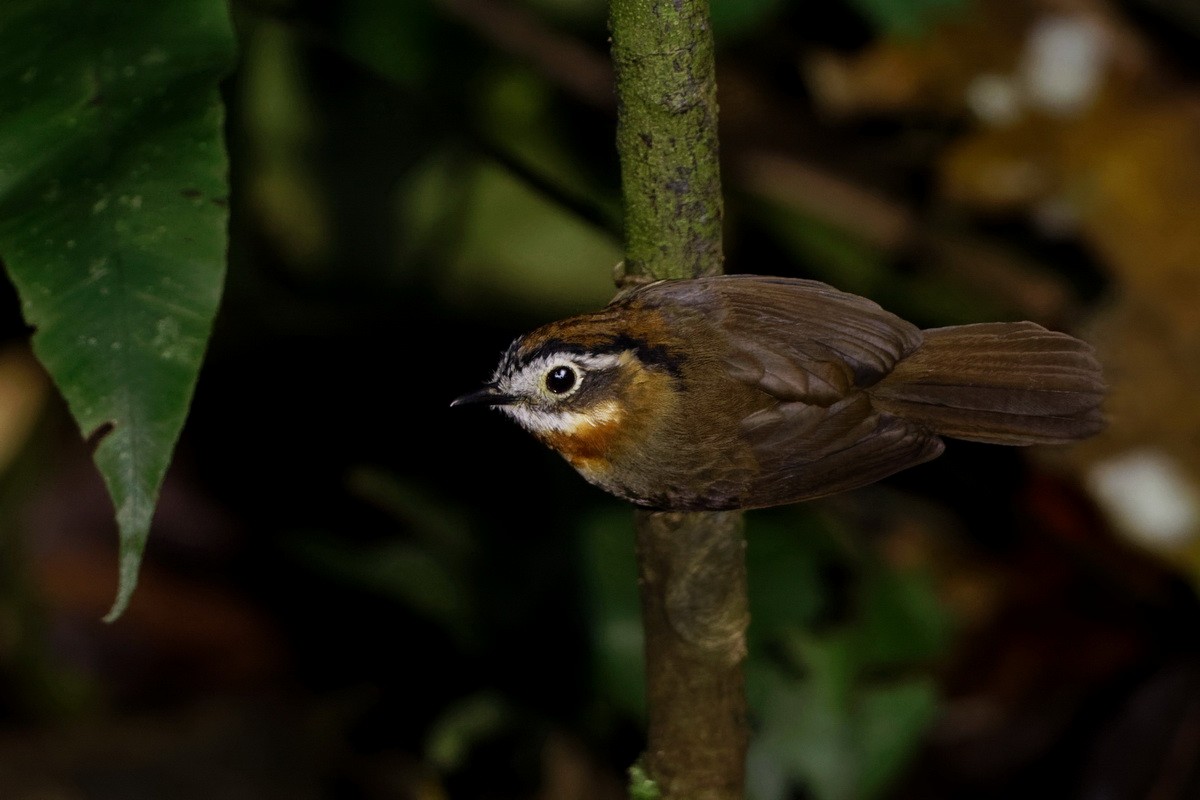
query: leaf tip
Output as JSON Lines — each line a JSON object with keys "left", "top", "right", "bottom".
{"left": 103, "top": 548, "right": 143, "bottom": 623}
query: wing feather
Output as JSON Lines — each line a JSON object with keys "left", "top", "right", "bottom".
{"left": 741, "top": 397, "right": 944, "bottom": 506}
{"left": 634, "top": 275, "right": 922, "bottom": 405}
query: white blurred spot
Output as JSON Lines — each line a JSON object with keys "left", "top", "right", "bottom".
{"left": 966, "top": 74, "right": 1022, "bottom": 126}
{"left": 1087, "top": 450, "right": 1200, "bottom": 548}
{"left": 1020, "top": 15, "right": 1109, "bottom": 116}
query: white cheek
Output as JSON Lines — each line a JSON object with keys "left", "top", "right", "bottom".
{"left": 501, "top": 399, "right": 622, "bottom": 435}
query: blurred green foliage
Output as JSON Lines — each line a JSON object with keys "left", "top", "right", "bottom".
{"left": 581, "top": 506, "right": 951, "bottom": 800}
{"left": 630, "top": 761, "right": 664, "bottom": 799}
{"left": 401, "top": 154, "right": 620, "bottom": 312}
{"left": 301, "top": 469, "right": 953, "bottom": 800}
{"left": 848, "top": 0, "right": 971, "bottom": 36}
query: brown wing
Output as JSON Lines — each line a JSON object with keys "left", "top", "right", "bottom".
{"left": 631, "top": 275, "right": 923, "bottom": 404}
{"left": 737, "top": 395, "right": 944, "bottom": 506}
{"left": 630, "top": 276, "right": 942, "bottom": 506}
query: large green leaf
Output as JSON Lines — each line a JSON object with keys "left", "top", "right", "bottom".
{"left": 0, "top": 0, "right": 235, "bottom": 619}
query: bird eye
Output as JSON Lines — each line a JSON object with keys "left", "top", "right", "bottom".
{"left": 544, "top": 365, "right": 578, "bottom": 395}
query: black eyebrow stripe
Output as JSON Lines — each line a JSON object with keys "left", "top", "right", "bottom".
{"left": 519, "top": 335, "right": 686, "bottom": 378}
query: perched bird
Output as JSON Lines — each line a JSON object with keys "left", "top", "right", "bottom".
{"left": 453, "top": 275, "right": 1105, "bottom": 511}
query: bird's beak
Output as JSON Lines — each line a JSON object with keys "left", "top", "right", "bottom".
{"left": 450, "top": 383, "right": 516, "bottom": 408}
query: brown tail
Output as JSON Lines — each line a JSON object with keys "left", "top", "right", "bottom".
{"left": 870, "top": 322, "right": 1106, "bottom": 445}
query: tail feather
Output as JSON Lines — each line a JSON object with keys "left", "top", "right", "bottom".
{"left": 870, "top": 322, "right": 1106, "bottom": 445}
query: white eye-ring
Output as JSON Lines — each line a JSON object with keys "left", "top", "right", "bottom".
{"left": 543, "top": 363, "right": 580, "bottom": 396}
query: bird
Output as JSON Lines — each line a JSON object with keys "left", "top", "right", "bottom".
{"left": 452, "top": 275, "right": 1106, "bottom": 511}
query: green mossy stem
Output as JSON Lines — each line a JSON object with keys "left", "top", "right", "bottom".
{"left": 610, "top": 0, "right": 725, "bottom": 282}
{"left": 610, "top": 1, "right": 749, "bottom": 798}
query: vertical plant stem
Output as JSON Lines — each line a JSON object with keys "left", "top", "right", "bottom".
{"left": 610, "top": 0, "right": 724, "bottom": 280}
{"left": 609, "top": 2, "right": 749, "bottom": 797}
{"left": 633, "top": 510, "right": 749, "bottom": 799}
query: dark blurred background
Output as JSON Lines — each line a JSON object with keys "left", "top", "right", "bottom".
{"left": 3, "top": 0, "right": 1200, "bottom": 797}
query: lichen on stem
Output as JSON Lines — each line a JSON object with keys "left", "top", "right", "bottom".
{"left": 610, "top": 0, "right": 725, "bottom": 282}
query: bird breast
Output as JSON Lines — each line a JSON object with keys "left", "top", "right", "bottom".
{"left": 535, "top": 399, "right": 627, "bottom": 474}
